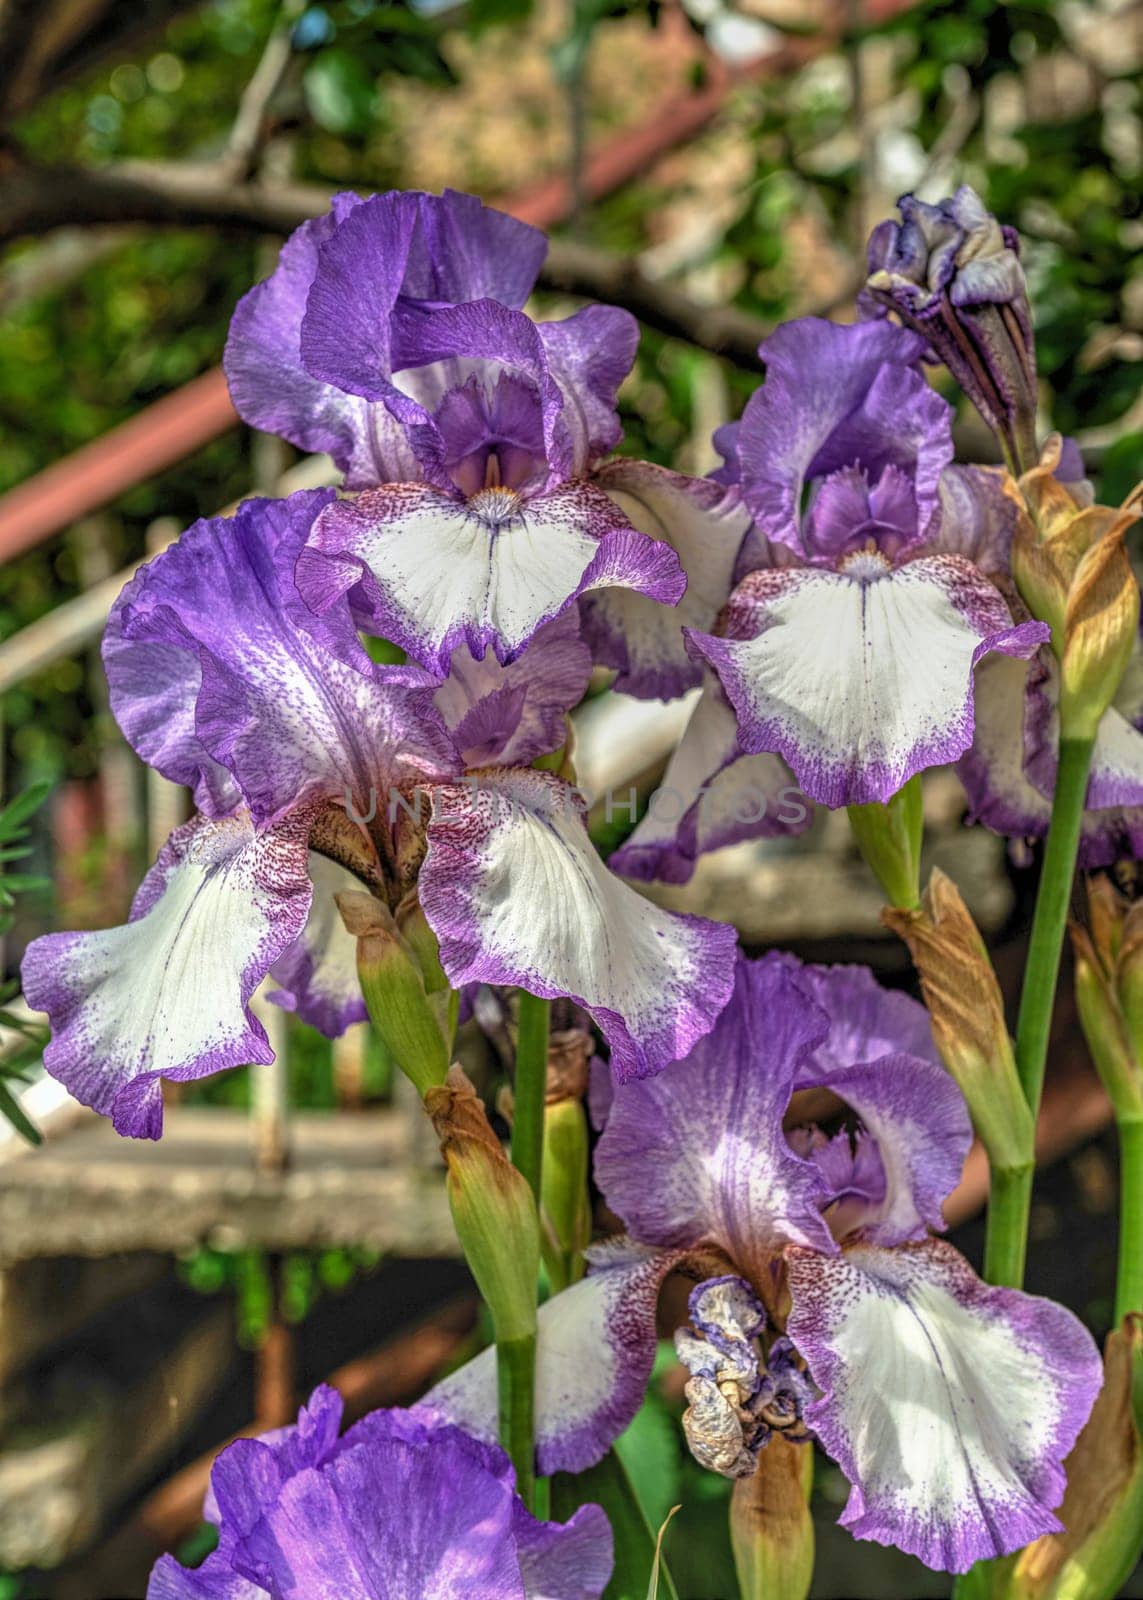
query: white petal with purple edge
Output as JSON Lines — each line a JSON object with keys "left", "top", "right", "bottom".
{"left": 610, "top": 679, "right": 809, "bottom": 886}
{"left": 689, "top": 556, "right": 1048, "bottom": 807}
{"left": 268, "top": 853, "right": 367, "bottom": 1038}
{"left": 423, "top": 1241, "right": 683, "bottom": 1475}
{"left": 20, "top": 812, "right": 313, "bottom": 1140}
{"left": 786, "top": 1238, "right": 1103, "bottom": 1574}
{"left": 419, "top": 768, "right": 737, "bottom": 1080}
{"left": 299, "top": 481, "right": 684, "bottom": 674}
{"left": 579, "top": 462, "right": 752, "bottom": 699}
{"left": 594, "top": 953, "right": 837, "bottom": 1277}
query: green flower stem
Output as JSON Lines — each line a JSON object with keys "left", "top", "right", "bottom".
{"left": 982, "top": 1162, "right": 1034, "bottom": 1290}
{"left": 497, "top": 1333, "right": 537, "bottom": 1509}
{"left": 1014, "top": 736, "right": 1097, "bottom": 1117}
{"left": 1115, "top": 1114, "right": 1143, "bottom": 1323}
{"left": 512, "top": 990, "right": 551, "bottom": 1203}
{"left": 979, "top": 736, "right": 1095, "bottom": 1293}
{"left": 496, "top": 989, "right": 550, "bottom": 1511}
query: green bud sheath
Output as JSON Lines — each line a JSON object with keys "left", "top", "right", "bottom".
{"left": 730, "top": 1435, "right": 814, "bottom": 1600}
{"left": 540, "top": 1097, "right": 591, "bottom": 1292}
{"left": 848, "top": 773, "right": 924, "bottom": 910}
{"left": 337, "top": 890, "right": 449, "bottom": 1096}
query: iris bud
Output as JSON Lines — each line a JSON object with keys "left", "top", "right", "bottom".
{"left": 884, "top": 869, "right": 1034, "bottom": 1171}
{"left": 847, "top": 773, "right": 924, "bottom": 910}
{"left": 336, "top": 890, "right": 450, "bottom": 1096}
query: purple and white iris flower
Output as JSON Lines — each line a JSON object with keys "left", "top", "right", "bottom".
{"left": 148, "top": 1385, "right": 613, "bottom": 1600}
{"left": 224, "top": 187, "right": 691, "bottom": 675}
{"left": 428, "top": 953, "right": 1102, "bottom": 1573}
{"left": 684, "top": 317, "right": 1048, "bottom": 810}
{"left": 21, "top": 491, "right": 735, "bottom": 1136}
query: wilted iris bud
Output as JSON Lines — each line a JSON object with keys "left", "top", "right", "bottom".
{"left": 1071, "top": 877, "right": 1143, "bottom": 1117}
{"left": 862, "top": 185, "right": 1038, "bottom": 471}
{"left": 1002, "top": 1315, "right": 1143, "bottom": 1600}
{"left": 884, "top": 868, "right": 1034, "bottom": 1171}
{"left": 1007, "top": 443, "right": 1142, "bottom": 742}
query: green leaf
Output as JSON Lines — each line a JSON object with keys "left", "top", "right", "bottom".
{"left": 551, "top": 1452, "right": 679, "bottom": 1600}
{"left": 646, "top": 1505, "right": 680, "bottom": 1599}
{"left": 615, "top": 1388, "right": 682, "bottom": 1530}
{"left": 303, "top": 48, "right": 377, "bottom": 135}
{"left": 0, "top": 1078, "right": 42, "bottom": 1146}
{"left": 0, "top": 780, "right": 51, "bottom": 839}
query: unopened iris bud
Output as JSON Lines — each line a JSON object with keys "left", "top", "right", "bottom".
{"left": 861, "top": 185, "right": 1038, "bottom": 471}
{"left": 539, "top": 1029, "right": 593, "bottom": 1292}
{"left": 847, "top": 773, "right": 923, "bottom": 909}
{"left": 336, "top": 890, "right": 450, "bottom": 1096}
{"left": 1003, "top": 1315, "right": 1143, "bottom": 1600}
{"left": 425, "top": 1066, "right": 541, "bottom": 1344}
{"left": 1008, "top": 448, "right": 1142, "bottom": 740}
{"left": 884, "top": 869, "right": 1034, "bottom": 1171}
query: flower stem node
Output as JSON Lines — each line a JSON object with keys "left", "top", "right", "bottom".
{"left": 336, "top": 889, "right": 451, "bottom": 1097}
{"left": 884, "top": 869, "right": 1034, "bottom": 1172}
{"left": 425, "top": 1065, "right": 541, "bottom": 1346}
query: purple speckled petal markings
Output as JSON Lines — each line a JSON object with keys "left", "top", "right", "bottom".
{"left": 786, "top": 1239, "right": 1103, "bottom": 1574}
{"left": 688, "top": 556, "right": 1048, "bottom": 807}
{"left": 418, "top": 767, "right": 736, "bottom": 1080}
{"left": 298, "top": 479, "right": 685, "bottom": 675}
{"left": 424, "top": 1240, "right": 685, "bottom": 1475}
{"left": 593, "top": 953, "right": 837, "bottom": 1274}
{"left": 21, "top": 811, "right": 314, "bottom": 1140}
{"left": 579, "top": 461, "right": 753, "bottom": 700}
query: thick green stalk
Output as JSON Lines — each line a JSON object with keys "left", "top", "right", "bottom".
{"left": 980, "top": 736, "right": 1095, "bottom": 1293}
{"left": 1014, "top": 737, "right": 1096, "bottom": 1117}
{"left": 1116, "top": 1115, "right": 1143, "bottom": 1323}
{"left": 982, "top": 1163, "right": 1034, "bottom": 1289}
{"left": 512, "top": 990, "right": 551, "bottom": 1203}
{"left": 497, "top": 1334, "right": 537, "bottom": 1509}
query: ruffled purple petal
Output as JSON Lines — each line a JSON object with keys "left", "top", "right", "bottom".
{"left": 434, "top": 611, "right": 590, "bottom": 767}
{"left": 107, "top": 490, "right": 458, "bottom": 825}
{"left": 538, "top": 305, "right": 639, "bottom": 476}
{"left": 734, "top": 318, "right": 938, "bottom": 554}
{"left": 929, "top": 464, "right": 1018, "bottom": 577}
{"left": 609, "top": 678, "right": 810, "bottom": 886}
{"left": 223, "top": 194, "right": 424, "bottom": 489}
{"left": 594, "top": 952, "right": 837, "bottom": 1279}
{"left": 21, "top": 811, "right": 313, "bottom": 1139}
{"left": 786, "top": 1239, "right": 1103, "bottom": 1574}
{"left": 424, "top": 1239, "right": 682, "bottom": 1474}
{"left": 513, "top": 1502, "right": 614, "bottom": 1600}
{"left": 579, "top": 462, "right": 752, "bottom": 699}
{"left": 792, "top": 961, "right": 938, "bottom": 1077}
{"left": 418, "top": 769, "right": 737, "bottom": 1081}
{"left": 688, "top": 557, "right": 1049, "bottom": 807}
{"left": 298, "top": 479, "right": 684, "bottom": 676}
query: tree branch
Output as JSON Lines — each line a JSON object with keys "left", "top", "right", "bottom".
{"left": 0, "top": 156, "right": 775, "bottom": 366}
